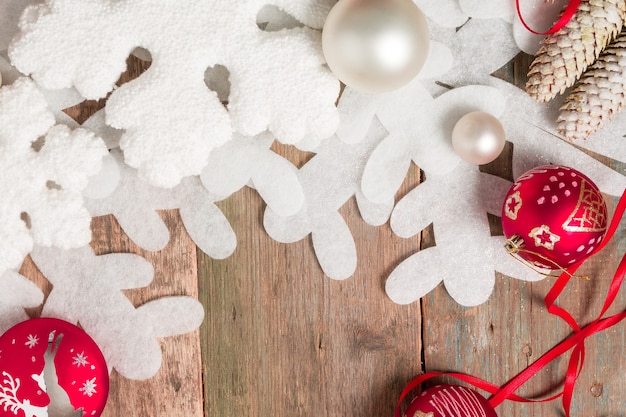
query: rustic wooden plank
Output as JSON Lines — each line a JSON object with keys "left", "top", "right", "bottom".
{"left": 92, "top": 211, "right": 204, "bottom": 417}
{"left": 198, "top": 161, "right": 425, "bottom": 417}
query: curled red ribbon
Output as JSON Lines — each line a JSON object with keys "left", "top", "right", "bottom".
{"left": 515, "top": 0, "right": 582, "bottom": 35}
{"left": 395, "top": 190, "right": 626, "bottom": 417}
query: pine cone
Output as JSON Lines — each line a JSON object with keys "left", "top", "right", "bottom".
{"left": 526, "top": 0, "right": 626, "bottom": 103}
{"left": 557, "top": 30, "right": 626, "bottom": 139}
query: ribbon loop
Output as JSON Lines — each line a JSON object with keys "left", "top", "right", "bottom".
{"left": 516, "top": 0, "right": 582, "bottom": 35}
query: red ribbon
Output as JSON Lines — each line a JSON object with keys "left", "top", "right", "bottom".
{"left": 515, "top": 0, "right": 582, "bottom": 35}
{"left": 395, "top": 190, "right": 626, "bottom": 417}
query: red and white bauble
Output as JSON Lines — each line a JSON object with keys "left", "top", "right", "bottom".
{"left": 0, "top": 318, "right": 109, "bottom": 417}
{"left": 405, "top": 384, "right": 498, "bottom": 417}
{"left": 501, "top": 165, "right": 608, "bottom": 269}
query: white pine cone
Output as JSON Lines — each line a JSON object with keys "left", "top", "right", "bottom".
{"left": 526, "top": 0, "right": 626, "bottom": 102}
{"left": 557, "top": 31, "right": 626, "bottom": 139}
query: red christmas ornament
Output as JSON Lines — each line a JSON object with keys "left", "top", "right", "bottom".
{"left": 502, "top": 165, "right": 608, "bottom": 269}
{"left": 405, "top": 384, "right": 498, "bottom": 417}
{"left": 0, "top": 318, "right": 109, "bottom": 417}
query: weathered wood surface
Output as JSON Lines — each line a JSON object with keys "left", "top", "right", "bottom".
{"left": 19, "top": 52, "right": 626, "bottom": 417}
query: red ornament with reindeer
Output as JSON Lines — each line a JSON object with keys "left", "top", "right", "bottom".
{"left": 0, "top": 318, "right": 108, "bottom": 417}
{"left": 501, "top": 165, "right": 608, "bottom": 269}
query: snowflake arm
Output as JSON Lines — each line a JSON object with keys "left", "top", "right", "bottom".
{"left": 0, "top": 78, "right": 107, "bottom": 275}
{"left": 178, "top": 185, "right": 237, "bottom": 260}
{"left": 311, "top": 211, "right": 357, "bottom": 280}
{"left": 0, "top": 270, "right": 44, "bottom": 334}
{"left": 355, "top": 189, "right": 393, "bottom": 227}
{"left": 31, "top": 246, "right": 204, "bottom": 380}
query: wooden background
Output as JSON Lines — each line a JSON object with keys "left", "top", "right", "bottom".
{"left": 20, "top": 51, "right": 626, "bottom": 417}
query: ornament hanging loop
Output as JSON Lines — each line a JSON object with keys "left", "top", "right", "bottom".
{"left": 504, "top": 235, "right": 589, "bottom": 280}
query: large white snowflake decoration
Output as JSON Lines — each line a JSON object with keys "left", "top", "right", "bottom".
{"left": 354, "top": 84, "right": 507, "bottom": 202}
{"left": 429, "top": 17, "right": 519, "bottom": 92}
{"left": 0, "top": 77, "right": 107, "bottom": 277}
{"left": 85, "top": 149, "right": 237, "bottom": 258}
{"left": 201, "top": 131, "right": 304, "bottom": 217}
{"left": 385, "top": 163, "right": 542, "bottom": 306}
{"left": 29, "top": 245, "right": 205, "bottom": 380}
{"left": 9, "top": 0, "right": 340, "bottom": 188}
{"left": 264, "top": 119, "right": 394, "bottom": 280}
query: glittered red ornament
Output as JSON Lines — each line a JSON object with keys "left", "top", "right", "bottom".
{"left": 501, "top": 165, "right": 608, "bottom": 269}
{"left": 0, "top": 318, "right": 109, "bottom": 417}
{"left": 404, "top": 384, "right": 498, "bottom": 417}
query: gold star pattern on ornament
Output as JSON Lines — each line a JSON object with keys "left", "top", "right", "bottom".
{"left": 562, "top": 179, "right": 607, "bottom": 233}
{"left": 529, "top": 225, "right": 560, "bottom": 250}
{"left": 504, "top": 191, "right": 522, "bottom": 220}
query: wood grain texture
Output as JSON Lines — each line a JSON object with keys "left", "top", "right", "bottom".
{"left": 16, "top": 51, "right": 626, "bottom": 417}
{"left": 199, "top": 164, "right": 425, "bottom": 417}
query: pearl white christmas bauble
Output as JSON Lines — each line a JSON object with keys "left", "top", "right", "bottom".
{"left": 451, "top": 111, "right": 506, "bottom": 165}
{"left": 322, "top": 0, "right": 430, "bottom": 93}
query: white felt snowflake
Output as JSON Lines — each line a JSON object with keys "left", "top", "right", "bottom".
{"left": 85, "top": 149, "right": 236, "bottom": 258}
{"left": 493, "top": 79, "right": 626, "bottom": 195}
{"left": 0, "top": 77, "right": 107, "bottom": 276}
{"left": 264, "top": 119, "right": 394, "bottom": 280}
{"left": 29, "top": 245, "right": 205, "bottom": 380}
{"left": 429, "top": 17, "right": 519, "bottom": 92}
{"left": 0, "top": 270, "right": 43, "bottom": 334}
{"left": 414, "top": 0, "right": 468, "bottom": 28}
{"left": 354, "top": 84, "right": 506, "bottom": 203}
{"left": 386, "top": 162, "right": 542, "bottom": 306}
{"left": 201, "top": 131, "right": 304, "bottom": 217}
{"left": 9, "top": 0, "right": 341, "bottom": 188}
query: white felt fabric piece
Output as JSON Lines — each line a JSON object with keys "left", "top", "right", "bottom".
{"left": 0, "top": 78, "right": 107, "bottom": 276}
{"left": 264, "top": 119, "right": 393, "bottom": 280}
{"left": 429, "top": 17, "right": 520, "bottom": 92}
{"left": 201, "top": 132, "right": 304, "bottom": 217}
{"left": 414, "top": 0, "right": 468, "bottom": 28}
{"left": 9, "top": 0, "right": 341, "bottom": 188}
{"left": 459, "top": 0, "right": 515, "bottom": 21}
{"left": 386, "top": 163, "right": 544, "bottom": 306}
{"left": 0, "top": 269, "right": 44, "bottom": 334}
{"left": 492, "top": 79, "right": 626, "bottom": 196}
{"left": 357, "top": 84, "right": 506, "bottom": 204}
{"left": 85, "top": 150, "right": 236, "bottom": 258}
{"left": 30, "top": 245, "right": 205, "bottom": 380}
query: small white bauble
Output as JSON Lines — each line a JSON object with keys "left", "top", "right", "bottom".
{"left": 322, "top": 0, "right": 430, "bottom": 93}
{"left": 451, "top": 111, "right": 506, "bottom": 165}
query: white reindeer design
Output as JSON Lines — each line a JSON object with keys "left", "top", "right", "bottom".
{"left": 0, "top": 370, "right": 48, "bottom": 417}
